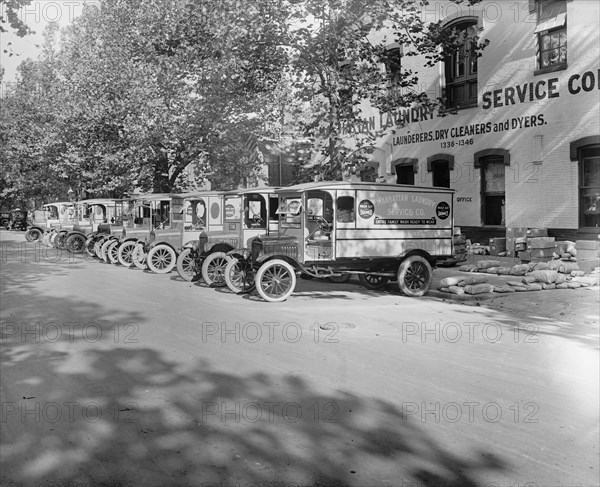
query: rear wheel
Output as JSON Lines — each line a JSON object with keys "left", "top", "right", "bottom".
{"left": 147, "top": 244, "right": 177, "bottom": 273}
{"left": 118, "top": 241, "right": 138, "bottom": 267}
{"left": 328, "top": 273, "right": 351, "bottom": 284}
{"left": 201, "top": 252, "right": 231, "bottom": 287}
{"left": 66, "top": 233, "right": 86, "bottom": 253}
{"left": 255, "top": 259, "right": 296, "bottom": 302}
{"left": 176, "top": 248, "right": 196, "bottom": 282}
{"left": 397, "top": 256, "right": 432, "bottom": 297}
{"left": 225, "top": 258, "right": 256, "bottom": 294}
{"left": 358, "top": 274, "right": 389, "bottom": 290}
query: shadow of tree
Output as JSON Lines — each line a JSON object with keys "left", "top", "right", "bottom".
{"left": 1, "top": 343, "right": 506, "bottom": 487}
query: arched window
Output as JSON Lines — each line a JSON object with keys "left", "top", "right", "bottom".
{"left": 444, "top": 20, "right": 479, "bottom": 109}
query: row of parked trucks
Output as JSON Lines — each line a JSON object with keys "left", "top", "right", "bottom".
{"left": 24, "top": 182, "right": 456, "bottom": 302}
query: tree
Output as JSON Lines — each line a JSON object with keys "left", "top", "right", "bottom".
{"left": 278, "top": 0, "right": 487, "bottom": 180}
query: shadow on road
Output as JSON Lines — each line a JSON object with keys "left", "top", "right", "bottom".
{"left": 0, "top": 343, "right": 507, "bottom": 486}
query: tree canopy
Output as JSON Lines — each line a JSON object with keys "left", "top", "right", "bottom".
{"left": 1, "top": 0, "right": 486, "bottom": 207}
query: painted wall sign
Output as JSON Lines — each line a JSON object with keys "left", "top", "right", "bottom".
{"left": 341, "top": 68, "right": 599, "bottom": 137}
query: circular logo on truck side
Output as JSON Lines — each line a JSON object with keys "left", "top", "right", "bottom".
{"left": 436, "top": 202, "right": 450, "bottom": 220}
{"left": 225, "top": 204, "right": 236, "bottom": 218}
{"left": 358, "top": 200, "right": 374, "bottom": 219}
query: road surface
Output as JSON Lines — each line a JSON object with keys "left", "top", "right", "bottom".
{"left": 1, "top": 231, "right": 598, "bottom": 487}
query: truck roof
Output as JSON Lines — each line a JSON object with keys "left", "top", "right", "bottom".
{"left": 277, "top": 181, "right": 455, "bottom": 193}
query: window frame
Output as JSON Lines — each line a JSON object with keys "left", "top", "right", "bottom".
{"left": 534, "top": 0, "right": 567, "bottom": 75}
{"left": 578, "top": 146, "right": 600, "bottom": 229}
{"left": 443, "top": 20, "right": 479, "bottom": 110}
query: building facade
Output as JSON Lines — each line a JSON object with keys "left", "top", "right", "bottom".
{"left": 350, "top": 0, "right": 599, "bottom": 241}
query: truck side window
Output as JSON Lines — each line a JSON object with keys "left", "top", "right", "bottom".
{"left": 245, "top": 198, "right": 266, "bottom": 229}
{"left": 337, "top": 196, "right": 355, "bottom": 222}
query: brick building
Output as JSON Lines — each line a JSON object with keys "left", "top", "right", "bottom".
{"left": 348, "top": 0, "right": 599, "bottom": 242}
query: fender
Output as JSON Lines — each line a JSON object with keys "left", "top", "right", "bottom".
{"left": 226, "top": 248, "right": 249, "bottom": 261}
{"left": 147, "top": 240, "right": 178, "bottom": 252}
{"left": 207, "top": 243, "right": 234, "bottom": 255}
{"left": 65, "top": 230, "right": 87, "bottom": 239}
{"left": 255, "top": 254, "right": 301, "bottom": 271}
{"left": 398, "top": 249, "right": 435, "bottom": 267}
{"left": 181, "top": 240, "right": 199, "bottom": 251}
{"left": 28, "top": 225, "right": 46, "bottom": 234}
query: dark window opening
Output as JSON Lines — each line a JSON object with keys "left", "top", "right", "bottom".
{"left": 337, "top": 196, "right": 355, "bottom": 223}
{"left": 432, "top": 160, "right": 451, "bottom": 188}
{"left": 396, "top": 164, "right": 415, "bottom": 185}
{"left": 269, "top": 196, "right": 279, "bottom": 222}
{"left": 481, "top": 156, "right": 505, "bottom": 226}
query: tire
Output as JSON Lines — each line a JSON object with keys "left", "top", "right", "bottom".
{"left": 255, "top": 259, "right": 296, "bottom": 303}
{"left": 66, "top": 233, "right": 86, "bottom": 253}
{"left": 176, "top": 248, "right": 196, "bottom": 282}
{"left": 358, "top": 274, "right": 389, "bottom": 290}
{"left": 397, "top": 255, "right": 433, "bottom": 297}
{"left": 25, "top": 228, "right": 42, "bottom": 242}
{"left": 49, "top": 231, "right": 59, "bottom": 247}
{"left": 146, "top": 244, "right": 177, "bottom": 274}
{"left": 93, "top": 238, "right": 105, "bottom": 258}
{"left": 85, "top": 236, "right": 96, "bottom": 257}
{"left": 107, "top": 241, "right": 120, "bottom": 264}
{"left": 328, "top": 273, "right": 351, "bottom": 284}
{"left": 201, "top": 252, "right": 231, "bottom": 287}
{"left": 132, "top": 243, "right": 147, "bottom": 270}
{"left": 54, "top": 231, "right": 68, "bottom": 250}
{"left": 225, "top": 258, "right": 256, "bottom": 294}
{"left": 118, "top": 241, "right": 138, "bottom": 267}
{"left": 100, "top": 238, "right": 115, "bottom": 262}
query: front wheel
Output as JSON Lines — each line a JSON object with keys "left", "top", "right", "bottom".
{"left": 66, "top": 233, "right": 86, "bottom": 253}
{"left": 201, "top": 252, "right": 231, "bottom": 287}
{"left": 99, "top": 238, "right": 115, "bottom": 262}
{"left": 106, "top": 241, "right": 120, "bottom": 264}
{"left": 255, "top": 259, "right": 297, "bottom": 303}
{"left": 54, "top": 231, "right": 68, "bottom": 250}
{"left": 146, "top": 244, "right": 177, "bottom": 273}
{"left": 397, "top": 255, "right": 432, "bottom": 297}
{"left": 118, "top": 241, "right": 138, "bottom": 267}
{"left": 132, "top": 243, "right": 147, "bottom": 270}
{"left": 358, "top": 274, "right": 389, "bottom": 290}
{"left": 25, "top": 228, "right": 43, "bottom": 242}
{"left": 225, "top": 258, "right": 256, "bottom": 294}
{"left": 176, "top": 248, "right": 197, "bottom": 282}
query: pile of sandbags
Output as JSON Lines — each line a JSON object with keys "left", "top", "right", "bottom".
{"left": 438, "top": 275, "right": 494, "bottom": 295}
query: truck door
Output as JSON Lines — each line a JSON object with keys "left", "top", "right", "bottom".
{"left": 304, "top": 190, "right": 334, "bottom": 262}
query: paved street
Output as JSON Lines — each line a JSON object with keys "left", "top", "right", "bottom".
{"left": 1, "top": 230, "right": 599, "bottom": 487}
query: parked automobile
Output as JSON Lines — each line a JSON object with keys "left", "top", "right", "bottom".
{"left": 187, "top": 187, "right": 280, "bottom": 287}
{"left": 25, "top": 202, "right": 75, "bottom": 244}
{"left": 249, "top": 181, "right": 454, "bottom": 302}
{"left": 6, "top": 209, "right": 28, "bottom": 231}
{"left": 139, "top": 191, "right": 226, "bottom": 275}
{"left": 110, "top": 193, "right": 177, "bottom": 268}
